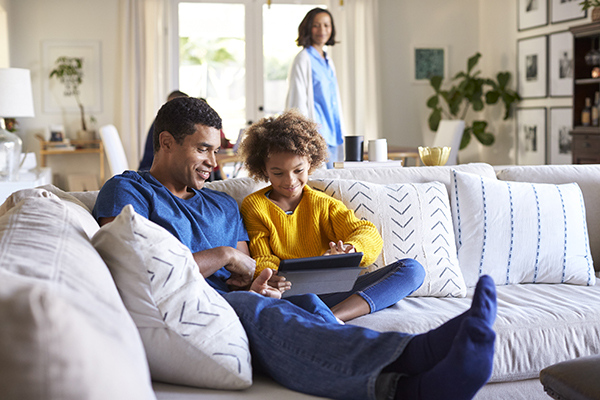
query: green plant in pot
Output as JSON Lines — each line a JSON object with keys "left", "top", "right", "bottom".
{"left": 49, "top": 56, "right": 92, "bottom": 139}
{"left": 426, "top": 52, "right": 521, "bottom": 150}
{"left": 580, "top": 0, "right": 600, "bottom": 20}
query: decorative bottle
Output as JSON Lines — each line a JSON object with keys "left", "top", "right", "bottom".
{"left": 582, "top": 97, "right": 592, "bottom": 127}
{"left": 593, "top": 92, "right": 599, "bottom": 127}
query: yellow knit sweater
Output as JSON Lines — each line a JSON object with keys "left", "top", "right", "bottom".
{"left": 241, "top": 185, "right": 383, "bottom": 278}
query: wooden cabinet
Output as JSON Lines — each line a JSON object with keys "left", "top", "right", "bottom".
{"left": 570, "top": 22, "right": 600, "bottom": 164}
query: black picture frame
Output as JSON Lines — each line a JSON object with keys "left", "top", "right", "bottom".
{"left": 551, "top": 0, "right": 587, "bottom": 24}
{"left": 517, "top": 35, "right": 548, "bottom": 99}
{"left": 549, "top": 31, "right": 574, "bottom": 97}
{"left": 548, "top": 107, "right": 573, "bottom": 165}
{"left": 518, "top": 0, "right": 549, "bottom": 31}
{"left": 516, "top": 107, "right": 547, "bottom": 165}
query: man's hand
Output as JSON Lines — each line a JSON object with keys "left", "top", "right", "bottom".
{"left": 323, "top": 240, "right": 356, "bottom": 256}
{"left": 250, "top": 269, "right": 284, "bottom": 298}
{"left": 193, "top": 245, "right": 256, "bottom": 290}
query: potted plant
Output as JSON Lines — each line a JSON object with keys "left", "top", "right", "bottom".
{"left": 426, "top": 53, "right": 521, "bottom": 150}
{"left": 580, "top": 0, "right": 600, "bottom": 21}
{"left": 49, "top": 56, "right": 93, "bottom": 139}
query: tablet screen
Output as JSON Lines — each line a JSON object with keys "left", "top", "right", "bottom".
{"left": 278, "top": 252, "right": 364, "bottom": 272}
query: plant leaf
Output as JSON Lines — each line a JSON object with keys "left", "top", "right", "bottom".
{"left": 428, "top": 108, "right": 442, "bottom": 131}
{"left": 467, "top": 53, "right": 481, "bottom": 74}
{"left": 430, "top": 75, "right": 443, "bottom": 92}
{"left": 486, "top": 91, "right": 500, "bottom": 104}
{"left": 460, "top": 127, "right": 472, "bottom": 150}
{"left": 497, "top": 72, "right": 510, "bottom": 88}
{"left": 426, "top": 95, "right": 439, "bottom": 109}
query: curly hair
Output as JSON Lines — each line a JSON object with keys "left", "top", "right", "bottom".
{"left": 153, "top": 97, "right": 222, "bottom": 152}
{"left": 239, "top": 109, "right": 328, "bottom": 182}
{"left": 296, "top": 8, "right": 336, "bottom": 48}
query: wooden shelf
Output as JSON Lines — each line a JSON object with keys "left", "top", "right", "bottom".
{"left": 575, "top": 78, "right": 600, "bottom": 85}
{"left": 38, "top": 139, "right": 105, "bottom": 183}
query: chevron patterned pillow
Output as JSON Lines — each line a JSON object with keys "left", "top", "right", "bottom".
{"left": 92, "top": 205, "right": 252, "bottom": 390}
{"left": 308, "top": 179, "right": 466, "bottom": 298}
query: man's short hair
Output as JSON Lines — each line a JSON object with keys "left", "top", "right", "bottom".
{"left": 153, "top": 97, "right": 222, "bottom": 152}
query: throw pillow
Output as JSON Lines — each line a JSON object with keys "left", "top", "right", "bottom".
{"left": 91, "top": 205, "right": 252, "bottom": 389}
{"left": 308, "top": 179, "right": 466, "bottom": 298}
{"left": 451, "top": 170, "right": 595, "bottom": 287}
{"left": 0, "top": 197, "right": 154, "bottom": 400}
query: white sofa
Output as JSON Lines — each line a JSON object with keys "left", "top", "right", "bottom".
{"left": 1, "top": 162, "right": 599, "bottom": 400}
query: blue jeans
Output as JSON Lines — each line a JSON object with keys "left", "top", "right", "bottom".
{"left": 221, "top": 291, "right": 412, "bottom": 400}
{"left": 319, "top": 258, "right": 425, "bottom": 313}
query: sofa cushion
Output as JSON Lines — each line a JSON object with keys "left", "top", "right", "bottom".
{"left": 91, "top": 205, "right": 252, "bottom": 390}
{"left": 0, "top": 185, "right": 99, "bottom": 238}
{"left": 0, "top": 197, "right": 154, "bottom": 400}
{"left": 496, "top": 164, "right": 600, "bottom": 272}
{"left": 308, "top": 179, "right": 466, "bottom": 298}
{"left": 348, "top": 280, "right": 600, "bottom": 383}
{"left": 451, "top": 170, "right": 594, "bottom": 287}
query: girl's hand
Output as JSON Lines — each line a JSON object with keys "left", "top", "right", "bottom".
{"left": 267, "top": 271, "right": 292, "bottom": 292}
{"left": 323, "top": 240, "right": 356, "bottom": 255}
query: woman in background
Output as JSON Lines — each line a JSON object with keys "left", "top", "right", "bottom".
{"left": 286, "top": 8, "right": 344, "bottom": 169}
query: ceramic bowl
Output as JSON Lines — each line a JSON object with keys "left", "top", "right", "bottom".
{"left": 418, "top": 146, "right": 451, "bottom": 166}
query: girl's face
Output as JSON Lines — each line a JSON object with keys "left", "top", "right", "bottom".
{"left": 264, "top": 152, "right": 310, "bottom": 202}
{"left": 310, "top": 12, "right": 332, "bottom": 48}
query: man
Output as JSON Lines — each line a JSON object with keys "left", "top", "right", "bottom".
{"left": 93, "top": 97, "right": 497, "bottom": 400}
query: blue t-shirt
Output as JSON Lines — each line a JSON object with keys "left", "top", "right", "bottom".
{"left": 308, "top": 45, "right": 343, "bottom": 147}
{"left": 92, "top": 170, "right": 249, "bottom": 292}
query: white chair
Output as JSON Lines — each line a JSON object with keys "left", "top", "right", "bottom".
{"left": 99, "top": 124, "right": 129, "bottom": 177}
{"left": 432, "top": 120, "right": 465, "bottom": 166}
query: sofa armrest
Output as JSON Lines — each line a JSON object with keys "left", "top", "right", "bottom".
{"left": 540, "top": 355, "right": 600, "bottom": 400}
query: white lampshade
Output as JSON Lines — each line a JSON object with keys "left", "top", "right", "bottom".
{"left": 0, "top": 68, "right": 35, "bottom": 117}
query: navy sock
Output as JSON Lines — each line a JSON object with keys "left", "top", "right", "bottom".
{"left": 394, "top": 316, "right": 496, "bottom": 400}
{"left": 388, "top": 275, "right": 496, "bottom": 375}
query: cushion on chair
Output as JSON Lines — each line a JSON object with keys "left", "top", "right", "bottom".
{"left": 540, "top": 355, "right": 600, "bottom": 400}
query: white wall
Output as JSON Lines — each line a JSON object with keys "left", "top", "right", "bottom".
{"left": 8, "top": 0, "right": 119, "bottom": 188}
{"left": 377, "top": 0, "right": 480, "bottom": 161}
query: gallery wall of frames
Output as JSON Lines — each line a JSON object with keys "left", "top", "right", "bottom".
{"left": 516, "top": 0, "right": 588, "bottom": 165}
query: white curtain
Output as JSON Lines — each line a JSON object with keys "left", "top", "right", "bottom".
{"left": 118, "top": 0, "right": 170, "bottom": 169}
{"left": 328, "top": 0, "right": 381, "bottom": 142}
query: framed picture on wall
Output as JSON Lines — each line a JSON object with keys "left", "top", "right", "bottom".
{"left": 551, "top": 0, "right": 586, "bottom": 24}
{"left": 410, "top": 45, "right": 448, "bottom": 84}
{"left": 516, "top": 107, "right": 547, "bottom": 165}
{"left": 518, "top": 35, "right": 548, "bottom": 99}
{"left": 549, "top": 107, "right": 573, "bottom": 164}
{"left": 518, "top": 0, "right": 548, "bottom": 31}
{"left": 549, "top": 31, "right": 574, "bottom": 97}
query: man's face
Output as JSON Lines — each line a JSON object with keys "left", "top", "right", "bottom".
{"left": 169, "top": 123, "right": 221, "bottom": 191}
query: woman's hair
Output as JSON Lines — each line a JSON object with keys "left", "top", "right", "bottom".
{"left": 296, "top": 8, "right": 336, "bottom": 48}
{"left": 239, "top": 109, "right": 328, "bottom": 182}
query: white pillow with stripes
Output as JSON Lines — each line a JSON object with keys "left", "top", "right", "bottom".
{"left": 451, "top": 170, "right": 595, "bottom": 287}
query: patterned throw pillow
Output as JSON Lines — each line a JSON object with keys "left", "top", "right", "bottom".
{"left": 308, "top": 179, "right": 466, "bottom": 298}
{"left": 451, "top": 170, "right": 595, "bottom": 287}
{"left": 92, "top": 205, "right": 252, "bottom": 389}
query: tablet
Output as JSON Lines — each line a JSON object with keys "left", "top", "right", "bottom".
{"left": 278, "top": 252, "right": 364, "bottom": 298}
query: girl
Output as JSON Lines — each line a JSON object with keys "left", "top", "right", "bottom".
{"left": 239, "top": 109, "right": 425, "bottom": 322}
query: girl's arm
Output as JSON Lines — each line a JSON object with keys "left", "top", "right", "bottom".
{"left": 328, "top": 199, "right": 383, "bottom": 267}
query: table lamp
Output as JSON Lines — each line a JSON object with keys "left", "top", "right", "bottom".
{"left": 0, "top": 68, "right": 35, "bottom": 181}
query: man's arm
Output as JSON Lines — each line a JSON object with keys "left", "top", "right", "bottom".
{"left": 192, "top": 241, "right": 256, "bottom": 290}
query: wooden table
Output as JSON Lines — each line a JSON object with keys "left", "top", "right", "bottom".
{"left": 363, "top": 146, "right": 421, "bottom": 166}
{"left": 39, "top": 139, "right": 105, "bottom": 183}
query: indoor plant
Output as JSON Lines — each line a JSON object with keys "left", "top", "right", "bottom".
{"left": 579, "top": 0, "right": 600, "bottom": 20}
{"left": 49, "top": 56, "right": 91, "bottom": 138}
{"left": 426, "top": 53, "right": 521, "bottom": 149}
